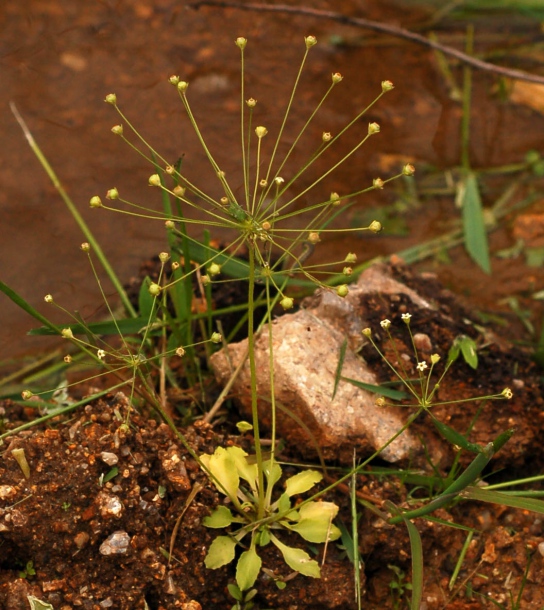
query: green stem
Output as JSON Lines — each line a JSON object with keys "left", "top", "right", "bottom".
{"left": 247, "top": 245, "right": 265, "bottom": 516}
{"left": 10, "top": 102, "right": 136, "bottom": 318}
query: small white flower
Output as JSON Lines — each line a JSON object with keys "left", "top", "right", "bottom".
{"left": 380, "top": 319, "right": 391, "bottom": 330}
{"left": 401, "top": 313, "right": 412, "bottom": 323}
{"left": 417, "top": 361, "right": 428, "bottom": 372}
{"left": 502, "top": 387, "right": 513, "bottom": 399}
{"left": 97, "top": 349, "right": 106, "bottom": 360}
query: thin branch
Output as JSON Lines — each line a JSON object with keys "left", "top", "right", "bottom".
{"left": 188, "top": 1, "right": 544, "bottom": 85}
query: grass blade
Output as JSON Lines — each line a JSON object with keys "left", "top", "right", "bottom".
{"left": 460, "top": 172, "right": 491, "bottom": 274}
{"left": 0, "top": 281, "right": 60, "bottom": 335}
{"left": 332, "top": 340, "right": 348, "bottom": 400}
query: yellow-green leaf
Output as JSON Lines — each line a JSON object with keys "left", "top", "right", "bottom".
{"left": 236, "top": 547, "right": 262, "bottom": 591}
{"left": 203, "top": 505, "right": 235, "bottom": 528}
{"left": 270, "top": 533, "right": 321, "bottom": 578}
{"left": 200, "top": 447, "right": 239, "bottom": 501}
{"left": 285, "top": 470, "right": 322, "bottom": 497}
{"left": 227, "top": 446, "right": 258, "bottom": 492}
{"left": 204, "top": 535, "right": 237, "bottom": 569}
{"left": 289, "top": 501, "right": 342, "bottom": 543}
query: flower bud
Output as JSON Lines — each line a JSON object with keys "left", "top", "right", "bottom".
{"left": 80, "top": 242, "right": 90, "bottom": 252}
{"left": 255, "top": 126, "right": 268, "bottom": 138}
{"left": 261, "top": 221, "right": 272, "bottom": 231}
{"left": 105, "top": 93, "right": 117, "bottom": 105}
{"left": 210, "top": 332, "right": 222, "bottom": 344}
{"left": 21, "top": 390, "right": 33, "bottom": 400}
{"left": 322, "top": 132, "right": 332, "bottom": 142}
{"left": 431, "top": 353, "right": 440, "bottom": 364}
{"left": 336, "top": 284, "right": 349, "bottom": 298}
{"left": 201, "top": 275, "right": 211, "bottom": 286}
{"left": 280, "top": 296, "right": 294, "bottom": 310}
{"left": 369, "top": 220, "right": 382, "bottom": 233}
{"left": 90, "top": 196, "right": 103, "bottom": 208}
{"left": 217, "top": 170, "right": 226, "bottom": 178}
{"left": 402, "top": 163, "right": 416, "bottom": 176}
{"left": 235, "top": 37, "right": 247, "bottom": 50}
{"left": 375, "top": 396, "right": 386, "bottom": 407}
{"left": 361, "top": 328, "right": 372, "bottom": 338}
{"left": 308, "top": 232, "right": 320, "bottom": 244}
{"left": 106, "top": 187, "right": 119, "bottom": 200}
{"left": 149, "top": 283, "right": 161, "bottom": 296}
{"left": 175, "top": 347, "right": 186, "bottom": 357}
{"left": 159, "top": 252, "right": 170, "bottom": 263}
{"left": 44, "top": 294, "right": 53, "bottom": 304}
{"left": 220, "top": 196, "right": 229, "bottom": 205}
{"left": 165, "top": 220, "right": 175, "bottom": 229}
{"left": 149, "top": 174, "right": 161, "bottom": 187}
{"left": 259, "top": 179, "right": 268, "bottom": 187}
{"left": 169, "top": 75, "right": 180, "bottom": 86}
{"left": 111, "top": 124, "right": 123, "bottom": 136}
{"left": 171, "top": 261, "right": 180, "bottom": 271}
{"left": 368, "top": 122, "right": 380, "bottom": 135}
{"left": 381, "top": 80, "right": 394, "bottom": 92}
{"left": 173, "top": 185, "right": 186, "bottom": 197}
{"left": 165, "top": 165, "right": 175, "bottom": 175}
{"left": 372, "top": 178, "right": 384, "bottom": 189}
{"left": 64, "top": 355, "right": 72, "bottom": 363}
{"left": 177, "top": 81, "right": 189, "bottom": 93}
{"left": 345, "top": 252, "right": 357, "bottom": 264}
{"left": 246, "top": 98, "right": 257, "bottom": 107}
{"left": 332, "top": 72, "right": 343, "bottom": 84}
{"left": 208, "top": 263, "right": 221, "bottom": 277}
{"left": 330, "top": 192, "right": 341, "bottom": 205}
{"left": 343, "top": 266, "right": 353, "bottom": 276}
{"left": 62, "top": 328, "right": 74, "bottom": 339}
{"left": 305, "top": 35, "right": 317, "bottom": 48}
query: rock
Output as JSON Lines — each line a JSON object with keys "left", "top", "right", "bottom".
{"left": 211, "top": 261, "right": 540, "bottom": 468}
{"left": 99, "top": 530, "right": 131, "bottom": 555}
{"left": 211, "top": 264, "right": 432, "bottom": 463}
{"left": 100, "top": 452, "right": 119, "bottom": 466}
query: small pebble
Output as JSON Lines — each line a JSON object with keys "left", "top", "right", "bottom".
{"left": 99, "top": 531, "right": 130, "bottom": 555}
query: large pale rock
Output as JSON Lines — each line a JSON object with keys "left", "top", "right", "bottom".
{"left": 211, "top": 264, "right": 428, "bottom": 463}
{"left": 214, "top": 261, "right": 541, "bottom": 469}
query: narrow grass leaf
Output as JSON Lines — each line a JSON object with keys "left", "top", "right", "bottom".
{"left": 332, "top": 339, "right": 348, "bottom": 400}
{"left": 462, "top": 486, "right": 544, "bottom": 515}
{"left": 342, "top": 376, "right": 408, "bottom": 400}
{"left": 402, "top": 517, "right": 423, "bottom": 610}
{"left": 429, "top": 414, "right": 482, "bottom": 453}
{"left": 138, "top": 277, "right": 155, "bottom": 319}
{"left": 0, "top": 281, "right": 60, "bottom": 335}
{"left": 460, "top": 172, "right": 491, "bottom": 274}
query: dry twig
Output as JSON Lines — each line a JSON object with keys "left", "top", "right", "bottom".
{"left": 189, "top": 1, "right": 544, "bottom": 86}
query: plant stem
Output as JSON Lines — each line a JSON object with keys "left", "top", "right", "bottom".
{"left": 247, "top": 244, "right": 265, "bottom": 516}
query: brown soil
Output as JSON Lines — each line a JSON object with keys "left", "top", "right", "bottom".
{"left": 2, "top": 1, "right": 544, "bottom": 609}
